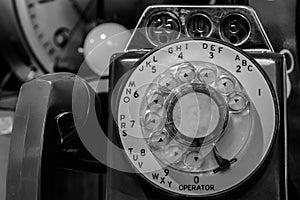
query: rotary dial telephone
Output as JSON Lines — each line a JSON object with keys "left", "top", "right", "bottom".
{"left": 5, "top": 4, "right": 287, "bottom": 200}
{"left": 104, "top": 5, "right": 286, "bottom": 199}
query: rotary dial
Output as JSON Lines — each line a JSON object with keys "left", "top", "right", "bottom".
{"left": 117, "top": 39, "right": 278, "bottom": 196}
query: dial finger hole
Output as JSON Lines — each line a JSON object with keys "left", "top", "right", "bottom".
{"left": 184, "top": 151, "right": 204, "bottom": 169}
{"left": 144, "top": 112, "right": 163, "bottom": 131}
{"left": 199, "top": 68, "right": 217, "bottom": 85}
{"left": 228, "top": 92, "right": 249, "bottom": 112}
{"left": 177, "top": 63, "right": 197, "bottom": 83}
{"left": 158, "top": 74, "right": 178, "bottom": 93}
{"left": 147, "top": 92, "right": 165, "bottom": 110}
{"left": 149, "top": 130, "right": 170, "bottom": 150}
{"left": 217, "top": 76, "right": 235, "bottom": 94}
{"left": 164, "top": 145, "right": 184, "bottom": 164}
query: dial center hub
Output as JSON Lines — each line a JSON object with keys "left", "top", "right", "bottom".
{"left": 173, "top": 92, "right": 220, "bottom": 138}
{"left": 165, "top": 83, "right": 228, "bottom": 146}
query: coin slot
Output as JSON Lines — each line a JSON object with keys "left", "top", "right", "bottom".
{"left": 159, "top": 35, "right": 168, "bottom": 44}
{"left": 146, "top": 11, "right": 181, "bottom": 46}
{"left": 186, "top": 13, "right": 213, "bottom": 38}
{"left": 229, "top": 35, "right": 239, "bottom": 44}
{"left": 219, "top": 13, "right": 251, "bottom": 46}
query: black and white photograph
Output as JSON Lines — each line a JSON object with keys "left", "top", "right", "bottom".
{"left": 0, "top": 0, "right": 298, "bottom": 199}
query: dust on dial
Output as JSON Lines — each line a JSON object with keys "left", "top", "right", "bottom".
{"left": 117, "top": 39, "right": 278, "bottom": 196}
{"left": 16, "top": 0, "right": 97, "bottom": 73}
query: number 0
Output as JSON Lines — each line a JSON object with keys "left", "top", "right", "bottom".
{"left": 194, "top": 176, "right": 199, "bottom": 184}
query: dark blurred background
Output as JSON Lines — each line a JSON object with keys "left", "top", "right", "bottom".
{"left": 1, "top": 0, "right": 300, "bottom": 199}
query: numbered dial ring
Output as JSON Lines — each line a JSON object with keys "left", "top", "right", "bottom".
{"left": 117, "top": 39, "right": 278, "bottom": 197}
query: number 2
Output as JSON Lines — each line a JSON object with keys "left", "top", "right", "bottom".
{"left": 236, "top": 65, "right": 241, "bottom": 73}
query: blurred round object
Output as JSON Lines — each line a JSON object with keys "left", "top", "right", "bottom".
{"left": 83, "top": 22, "right": 131, "bottom": 77}
{"left": 0, "top": 0, "right": 97, "bottom": 80}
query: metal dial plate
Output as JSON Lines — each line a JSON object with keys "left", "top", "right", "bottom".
{"left": 15, "top": 0, "right": 96, "bottom": 73}
{"left": 117, "top": 39, "right": 278, "bottom": 196}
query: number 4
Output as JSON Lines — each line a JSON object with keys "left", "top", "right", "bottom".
{"left": 178, "top": 52, "right": 183, "bottom": 59}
